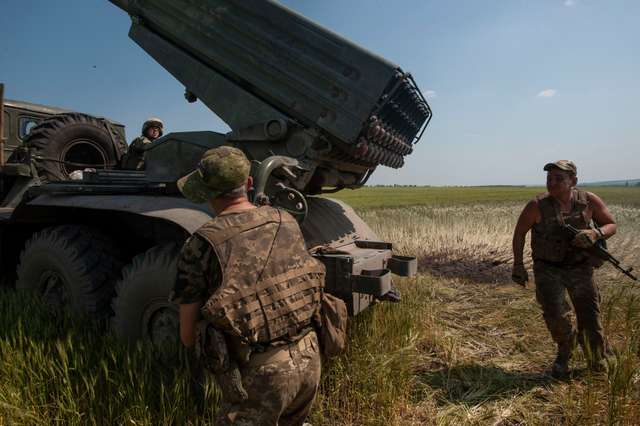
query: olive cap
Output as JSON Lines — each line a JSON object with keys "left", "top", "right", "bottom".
{"left": 543, "top": 160, "right": 577, "bottom": 175}
{"left": 177, "top": 146, "right": 251, "bottom": 203}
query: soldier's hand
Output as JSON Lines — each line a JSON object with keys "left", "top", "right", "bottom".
{"left": 511, "top": 263, "right": 529, "bottom": 286}
{"left": 572, "top": 229, "right": 599, "bottom": 248}
{"left": 216, "top": 367, "right": 248, "bottom": 403}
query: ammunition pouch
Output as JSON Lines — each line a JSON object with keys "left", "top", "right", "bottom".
{"left": 195, "top": 321, "right": 231, "bottom": 373}
{"left": 215, "top": 365, "right": 248, "bottom": 403}
{"left": 531, "top": 233, "right": 569, "bottom": 264}
{"left": 313, "top": 292, "right": 348, "bottom": 357}
{"left": 195, "top": 321, "right": 248, "bottom": 403}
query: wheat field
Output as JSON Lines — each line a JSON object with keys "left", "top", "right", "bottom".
{"left": 1, "top": 187, "right": 639, "bottom": 425}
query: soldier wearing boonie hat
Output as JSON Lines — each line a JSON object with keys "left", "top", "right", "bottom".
{"left": 511, "top": 160, "right": 618, "bottom": 378}
{"left": 177, "top": 146, "right": 251, "bottom": 203}
{"left": 173, "top": 146, "right": 324, "bottom": 425}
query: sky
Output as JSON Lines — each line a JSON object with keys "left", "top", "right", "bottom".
{"left": 1, "top": 0, "right": 638, "bottom": 186}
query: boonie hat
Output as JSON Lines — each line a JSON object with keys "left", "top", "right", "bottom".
{"left": 177, "top": 146, "right": 251, "bottom": 203}
{"left": 543, "top": 160, "right": 577, "bottom": 175}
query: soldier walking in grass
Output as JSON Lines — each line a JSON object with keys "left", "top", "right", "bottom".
{"left": 172, "top": 146, "right": 325, "bottom": 425}
{"left": 122, "top": 117, "right": 163, "bottom": 170}
{"left": 511, "top": 160, "right": 617, "bottom": 378}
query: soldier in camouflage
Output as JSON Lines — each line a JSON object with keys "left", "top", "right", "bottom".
{"left": 511, "top": 160, "right": 617, "bottom": 378}
{"left": 122, "top": 117, "right": 163, "bottom": 170}
{"left": 172, "top": 146, "right": 324, "bottom": 425}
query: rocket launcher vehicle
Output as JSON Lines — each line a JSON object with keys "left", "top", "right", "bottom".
{"left": 109, "top": 0, "right": 432, "bottom": 194}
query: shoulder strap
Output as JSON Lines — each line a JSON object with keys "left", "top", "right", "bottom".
{"left": 573, "top": 189, "right": 590, "bottom": 225}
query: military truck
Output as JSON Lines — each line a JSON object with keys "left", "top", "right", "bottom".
{"left": 0, "top": 0, "right": 431, "bottom": 354}
{"left": 0, "top": 92, "right": 127, "bottom": 205}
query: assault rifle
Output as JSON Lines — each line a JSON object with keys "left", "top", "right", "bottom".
{"left": 564, "top": 224, "right": 637, "bottom": 281}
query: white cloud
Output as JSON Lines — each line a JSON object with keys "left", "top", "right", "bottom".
{"left": 537, "top": 89, "right": 557, "bottom": 98}
{"left": 424, "top": 90, "right": 437, "bottom": 99}
{"left": 564, "top": 0, "right": 576, "bottom": 6}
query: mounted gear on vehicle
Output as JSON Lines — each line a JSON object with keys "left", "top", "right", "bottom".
{"left": 23, "top": 112, "right": 126, "bottom": 182}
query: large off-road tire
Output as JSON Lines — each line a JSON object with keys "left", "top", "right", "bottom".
{"left": 16, "top": 225, "right": 122, "bottom": 316}
{"left": 24, "top": 113, "right": 124, "bottom": 182}
{"left": 112, "top": 244, "right": 181, "bottom": 360}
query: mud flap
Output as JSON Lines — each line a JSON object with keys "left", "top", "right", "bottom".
{"left": 314, "top": 241, "right": 416, "bottom": 315}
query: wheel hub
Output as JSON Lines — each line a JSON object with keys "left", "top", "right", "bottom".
{"left": 143, "top": 301, "right": 181, "bottom": 362}
{"left": 39, "top": 270, "right": 68, "bottom": 309}
{"left": 61, "top": 138, "right": 108, "bottom": 175}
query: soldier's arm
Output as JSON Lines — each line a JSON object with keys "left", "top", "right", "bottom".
{"left": 128, "top": 137, "right": 146, "bottom": 153}
{"left": 173, "top": 234, "right": 215, "bottom": 348}
{"left": 179, "top": 302, "right": 202, "bottom": 348}
{"left": 512, "top": 199, "right": 540, "bottom": 265}
{"left": 588, "top": 192, "right": 617, "bottom": 239}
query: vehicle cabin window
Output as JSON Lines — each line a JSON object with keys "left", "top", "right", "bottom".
{"left": 2, "top": 112, "right": 9, "bottom": 139}
{"left": 19, "top": 117, "right": 40, "bottom": 139}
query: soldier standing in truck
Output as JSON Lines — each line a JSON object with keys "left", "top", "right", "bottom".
{"left": 511, "top": 160, "right": 617, "bottom": 378}
{"left": 122, "top": 117, "right": 163, "bottom": 170}
{"left": 172, "top": 146, "right": 324, "bottom": 425}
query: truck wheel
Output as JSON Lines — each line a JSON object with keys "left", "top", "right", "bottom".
{"left": 111, "top": 244, "right": 181, "bottom": 361}
{"left": 24, "top": 113, "right": 124, "bottom": 182}
{"left": 16, "top": 225, "right": 122, "bottom": 316}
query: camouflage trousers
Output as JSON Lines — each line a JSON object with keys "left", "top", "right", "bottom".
{"left": 533, "top": 262, "right": 608, "bottom": 362}
{"left": 216, "top": 331, "right": 321, "bottom": 426}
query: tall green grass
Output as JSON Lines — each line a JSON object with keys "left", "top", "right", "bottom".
{"left": 0, "top": 291, "right": 220, "bottom": 425}
{"left": 328, "top": 186, "right": 640, "bottom": 209}
{"left": 2, "top": 187, "right": 640, "bottom": 425}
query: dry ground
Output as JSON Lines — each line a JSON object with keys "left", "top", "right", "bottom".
{"left": 310, "top": 202, "right": 640, "bottom": 425}
{"left": 2, "top": 189, "right": 639, "bottom": 425}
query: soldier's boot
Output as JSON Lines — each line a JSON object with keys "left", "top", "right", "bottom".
{"left": 551, "top": 354, "right": 570, "bottom": 378}
{"left": 551, "top": 343, "right": 572, "bottom": 379}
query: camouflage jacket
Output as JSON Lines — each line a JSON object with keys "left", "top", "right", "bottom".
{"left": 172, "top": 234, "right": 221, "bottom": 304}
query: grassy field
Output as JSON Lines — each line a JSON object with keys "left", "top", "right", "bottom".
{"left": 1, "top": 186, "right": 640, "bottom": 425}
{"left": 329, "top": 186, "right": 640, "bottom": 209}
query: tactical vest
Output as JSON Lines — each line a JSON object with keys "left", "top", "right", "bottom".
{"left": 531, "top": 189, "right": 592, "bottom": 265}
{"left": 197, "top": 206, "right": 325, "bottom": 345}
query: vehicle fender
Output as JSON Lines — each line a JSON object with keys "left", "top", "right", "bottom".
{"left": 20, "top": 194, "right": 214, "bottom": 233}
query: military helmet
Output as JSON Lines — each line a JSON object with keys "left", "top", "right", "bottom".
{"left": 177, "top": 146, "right": 251, "bottom": 203}
{"left": 142, "top": 117, "right": 164, "bottom": 136}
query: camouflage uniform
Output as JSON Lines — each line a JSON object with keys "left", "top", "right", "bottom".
{"left": 123, "top": 118, "right": 163, "bottom": 170}
{"left": 531, "top": 189, "right": 609, "bottom": 366}
{"left": 174, "top": 218, "right": 323, "bottom": 426}
{"left": 533, "top": 263, "right": 606, "bottom": 363}
{"left": 123, "top": 136, "right": 152, "bottom": 171}
{"left": 215, "top": 331, "right": 321, "bottom": 426}
{"left": 174, "top": 146, "right": 324, "bottom": 426}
